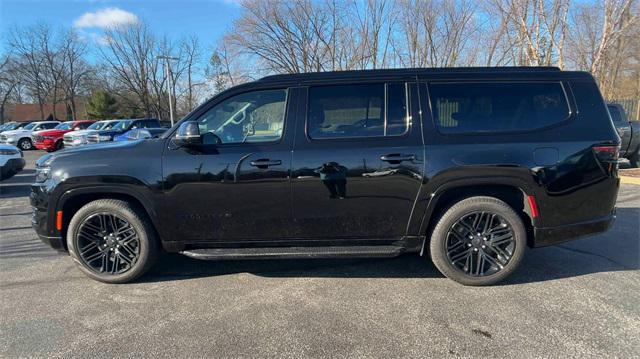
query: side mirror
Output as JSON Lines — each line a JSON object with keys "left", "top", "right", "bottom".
{"left": 174, "top": 121, "right": 201, "bottom": 146}
{"left": 74, "top": 127, "right": 81, "bottom": 131}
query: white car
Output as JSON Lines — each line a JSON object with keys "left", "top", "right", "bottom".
{"left": 63, "top": 120, "right": 121, "bottom": 147}
{"left": 0, "top": 144, "right": 25, "bottom": 180}
{"left": 0, "top": 121, "right": 60, "bottom": 150}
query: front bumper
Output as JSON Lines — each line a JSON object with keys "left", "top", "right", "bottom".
{"left": 34, "top": 140, "right": 55, "bottom": 151}
{"left": 533, "top": 212, "right": 616, "bottom": 247}
{"left": 36, "top": 233, "right": 66, "bottom": 252}
{"left": 30, "top": 184, "right": 67, "bottom": 252}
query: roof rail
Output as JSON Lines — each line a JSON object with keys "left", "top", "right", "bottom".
{"left": 258, "top": 66, "right": 562, "bottom": 82}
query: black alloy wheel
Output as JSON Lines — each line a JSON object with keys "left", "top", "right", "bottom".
{"left": 76, "top": 213, "right": 140, "bottom": 275}
{"left": 67, "top": 199, "right": 158, "bottom": 283}
{"left": 429, "top": 196, "right": 526, "bottom": 286}
{"left": 445, "top": 211, "right": 515, "bottom": 277}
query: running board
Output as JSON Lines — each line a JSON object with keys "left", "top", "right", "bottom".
{"left": 180, "top": 245, "right": 405, "bottom": 260}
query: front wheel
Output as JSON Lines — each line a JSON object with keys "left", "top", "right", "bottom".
{"left": 429, "top": 196, "right": 527, "bottom": 286}
{"left": 17, "top": 138, "right": 33, "bottom": 150}
{"left": 67, "top": 199, "right": 159, "bottom": 283}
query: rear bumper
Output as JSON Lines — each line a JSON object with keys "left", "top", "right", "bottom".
{"left": 1, "top": 157, "right": 25, "bottom": 175}
{"left": 533, "top": 212, "right": 616, "bottom": 247}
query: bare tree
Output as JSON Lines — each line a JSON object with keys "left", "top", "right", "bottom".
{"left": 60, "top": 29, "right": 92, "bottom": 121}
{"left": 0, "top": 54, "right": 19, "bottom": 123}
{"left": 100, "top": 23, "right": 157, "bottom": 117}
{"left": 8, "top": 24, "right": 51, "bottom": 120}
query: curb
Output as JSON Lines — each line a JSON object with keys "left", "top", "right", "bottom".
{"left": 620, "top": 176, "right": 640, "bottom": 185}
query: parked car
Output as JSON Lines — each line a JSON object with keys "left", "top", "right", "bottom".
{"left": 63, "top": 120, "right": 122, "bottom": 148}
{"left": 31, "top": 67, "right": 620, "bottom": 285}
{"left": 86, "top": 119, "right": 162, "bottom": 144}
{"left": 114, "top": 128, "right": 167, "bottom": 141}
{"left": 0, "top": 144, "right": 25, "bottom": 180}
{"left": 33, "top": 120, "right": 95, "bottom": 152}
{"left": 0, "top": 121, "right": 33, "bottom": 134}
{"left": 607, "top": 103, "right": 639, "bottom": 167}
{"left": 0, "top": 121, "right": 60, "bottom": 150}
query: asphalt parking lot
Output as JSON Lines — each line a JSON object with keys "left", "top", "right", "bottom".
{"left": 1, "top": 150, "right": 638, "bottom": 358}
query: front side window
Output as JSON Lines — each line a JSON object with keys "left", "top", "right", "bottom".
{"left": 307, "top": 83, "right": 408, "bottom": 139}
{"left": 195, "top": 89, "right": 287, "bottom": 145}
{"left": 429, "top": 82, "right": 570, "bottom": 134}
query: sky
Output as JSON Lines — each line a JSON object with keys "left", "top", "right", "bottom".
{"left": 0, "top": 0, "right": 242, "bottom": 56}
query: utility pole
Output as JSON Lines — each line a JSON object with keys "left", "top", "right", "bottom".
{"left": 157, "top": 56, "right": 179, "bottom": 126}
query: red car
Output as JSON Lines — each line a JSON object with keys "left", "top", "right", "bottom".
{"left": 33, "top": 120, "right": 95, "bottom": 152}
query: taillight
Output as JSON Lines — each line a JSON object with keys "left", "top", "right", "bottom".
{"left": 592, "top": 145, "right": 620, "bottom": 162}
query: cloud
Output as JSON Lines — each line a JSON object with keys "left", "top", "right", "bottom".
{"left": 73, "top": 7, "right": 139, "bottom": 29}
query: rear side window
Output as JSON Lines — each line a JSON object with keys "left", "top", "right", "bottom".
{"left": 307, "top": 83, "right": 408, "bottom": 139}
{"left": 429, "top": 82, "right": 570, "bottom": 134}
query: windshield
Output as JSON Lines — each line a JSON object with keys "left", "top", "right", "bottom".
{"left": 112, "top": 120, "right": 132, "bottom": 130}
{"left": 55, "top": 122, "right": 73, "bottom": 130}
{"left": 24, "top": 123, "right": 37, "bottom": 130}
{"left": 87, "top": 121, "right": 106, "bottom": 130}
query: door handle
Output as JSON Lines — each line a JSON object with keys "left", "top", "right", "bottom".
{"left": 380, "top": 154, "right": 415, "bottom": 163}
{"left": 250, "top": 159, "right": 282, "bottom": 168}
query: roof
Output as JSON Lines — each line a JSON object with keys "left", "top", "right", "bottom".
{"left": 256, "top": 66, "right": 592, "bottom": 84}
{"left": 7, "top": 103, "right": 87, "bottom": 122}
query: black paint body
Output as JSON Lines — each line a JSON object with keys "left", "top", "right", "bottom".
{"left": 31, "top": 68, "right": 620, "bottom": 254}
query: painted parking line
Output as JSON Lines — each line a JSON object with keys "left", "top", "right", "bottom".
{"left": 620, "top": 176, "right": 640, "bottom": 185}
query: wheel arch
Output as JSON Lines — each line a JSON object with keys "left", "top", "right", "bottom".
{"left": 418, "top": 180, "right": 536, "bottom": 253}
{"left": 56, "top": 186, "right": 159, "bottom": 248}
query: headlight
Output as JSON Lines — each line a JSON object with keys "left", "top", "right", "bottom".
{"left": 35, "top": 156, "right": 55, "bottom": 182}
{"left": 71, "top": 136, "right": 86, "bottom": 144}
{"left": 43, "top": 136, "right": 55, "bottom": 140}
{"left": 35, "top": 167, "right": 51, "bottom": 182}
{"left": 0, "top": 149, "right": 19, "bottom": 155}
{"left": 98, "top": 135, "right": 112, "bottom": 141}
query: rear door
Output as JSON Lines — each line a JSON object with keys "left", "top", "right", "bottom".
{"left": 290, "top": 82, "right": 424, "bottom": 239}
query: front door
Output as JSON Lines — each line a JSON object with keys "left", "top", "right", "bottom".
{"left": 290, "top": 82, "right": 424, "bottom": 239}
{"left": 159, "top": 87, "right": 297, "bottom": 243}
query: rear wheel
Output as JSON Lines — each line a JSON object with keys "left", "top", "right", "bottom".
{"left": 429, "top": 196, "right": 527, "bottom": 286}
{"left": 17, "top": 138, "right": 33, "bottom": 150}
{"left": 67, "top": 199, "right": 159, "bottom": 283}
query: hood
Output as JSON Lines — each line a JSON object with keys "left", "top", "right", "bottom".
{"left": 48, "top": 138, "right": 142, "bottom": 159}
{"left": 34, "top": 129, "right": 69, "bottom": 137}
{"left": 64, "top": 129, "right": 95, "bottom": 137}
{"left": 0, "top": 143, "right": 20, "bottom": 151}
{"left": 1, "top": 129, "right": 31, "bottom": 137}
{"left": 94, "top": 128, "right": 127, "bottom": 136}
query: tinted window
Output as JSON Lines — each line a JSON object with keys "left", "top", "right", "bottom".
{"left": 43, "top": 123, "right": 58, "bottom": 129}
{"left": 308, "top": 83, "right": 408, "bottom": 139}
{"left": 429, "top": 82, "right": 569, "bottom": 134}
{"left": 195, "top": 89, "right": 287, "bottom": 144}
{"left": 607, "top": 106, "right": 624, "bottom": 123}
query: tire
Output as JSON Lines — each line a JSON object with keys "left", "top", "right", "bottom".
{"left": 67, "top": 199, "right": 159, "bottom": 284}
{"left": 17, "top": 138, "right": 33, "bottom": 151}
{"left": 429, "top": 196, "right": 527, "bottom": 286}
{"left": 54, "top": 140, "right": 64, "bottom": 151}
{"left": 629, "top": 147, "right": 640, "bottom": 168}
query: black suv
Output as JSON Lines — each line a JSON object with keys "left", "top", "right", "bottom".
{"left": 31, "top": 67, "right": 620, "bottom": 285}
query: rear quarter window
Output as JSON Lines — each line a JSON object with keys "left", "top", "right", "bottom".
{"left": 428, "top": 82, "right": 570, "bottom": 134}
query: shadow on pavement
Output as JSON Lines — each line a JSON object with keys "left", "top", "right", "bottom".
{"left": 0, "top": 169, "right": 35, "bottom": 199}
{"left": 141, "top": 207, "right": 639, "bottom": 285}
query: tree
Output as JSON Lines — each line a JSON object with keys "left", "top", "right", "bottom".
{"left": 0, "top": 54, "right": 19, "bottom": 124}
{"left": 86, "top": 90, "right": 118, "bottom": 120}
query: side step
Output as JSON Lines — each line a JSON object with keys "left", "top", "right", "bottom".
{"left": 180, "top": 245, "right": 405, "bottom": 261}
